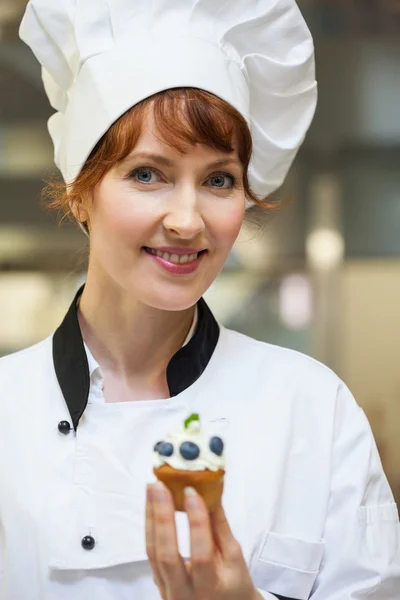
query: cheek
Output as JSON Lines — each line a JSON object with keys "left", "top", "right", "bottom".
{"left": 96, "top": 189, "right": 150, "bottom": 241}
{"left": 213, "top": 203, "right": 245, "bottom": 248}
{"left": 106, "top": 210, "right": 145, "bottom": 240}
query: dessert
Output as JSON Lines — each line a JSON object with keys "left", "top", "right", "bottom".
{"left": 153, "top": 413, "right": 225, "bottom": 512}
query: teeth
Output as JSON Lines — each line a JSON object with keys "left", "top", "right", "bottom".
{"left": 147, "top": 248, "right": 200, "bottom": 264}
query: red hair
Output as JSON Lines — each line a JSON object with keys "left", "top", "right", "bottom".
{"left": 43, "top": 88, "right": 277, "bottom": 229}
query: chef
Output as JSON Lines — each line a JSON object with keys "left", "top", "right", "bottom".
{"left": 0, "top": 0, "right": 398, "bottom": 599}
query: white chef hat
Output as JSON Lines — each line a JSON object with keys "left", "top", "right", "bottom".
{"left": 20, "top": 0, "right": 317, "bottom": 201}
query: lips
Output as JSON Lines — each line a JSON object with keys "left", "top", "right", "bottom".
{"left": 143, "top": 246, "right": 206, "bottom": 275}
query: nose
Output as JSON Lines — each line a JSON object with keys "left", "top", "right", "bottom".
{"left": 163, "top": 186, "right": 205, "bottom": 239}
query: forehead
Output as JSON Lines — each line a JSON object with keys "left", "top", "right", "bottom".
{"left": 134, "top": 107, "right": 177, "bottom": 150}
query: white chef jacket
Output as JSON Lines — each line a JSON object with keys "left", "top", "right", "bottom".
{"left": 0, "top": 289, "right": 399, "bottom": 600}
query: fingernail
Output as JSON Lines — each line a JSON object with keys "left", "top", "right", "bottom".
{"left": 184, "top": 487, "right": 198, "bottom": 508}
{"left": 154, "top": 480, "right": 167, "bottom": 503}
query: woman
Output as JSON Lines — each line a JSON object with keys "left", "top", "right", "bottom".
{"left": 0, "top": 1, "right": 398, "bottom": 599}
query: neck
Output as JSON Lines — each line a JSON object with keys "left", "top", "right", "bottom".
{"left": 77, "top": 273, "right": 195, "bottom": 383}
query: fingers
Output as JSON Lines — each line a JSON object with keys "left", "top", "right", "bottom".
{"left": 210, "top": 497, "right": 244, "bottom": 563}
{"left": 184, "top": 487, "right": 218, "bottom": 594}
{"left": 145, "top": 484, "right": 164, "bottom": 591}
{"left": 151, "top": 482, "right": 190, "bottom": 596}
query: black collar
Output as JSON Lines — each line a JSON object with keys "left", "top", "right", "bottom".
{"left": 53, "top": 285, "right": 220, "bottom": 430}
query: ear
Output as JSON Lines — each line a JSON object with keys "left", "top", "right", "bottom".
{"left": 69, "top": 197, "right": 90, "bottom": 228}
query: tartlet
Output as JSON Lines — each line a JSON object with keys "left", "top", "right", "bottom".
{"left": 153, "top": 413, "right": 225, "bottom": 512}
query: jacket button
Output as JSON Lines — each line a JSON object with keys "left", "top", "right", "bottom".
{"left": 81, "top": 536, "right": 96, "bottom": 551}
{"left": 58, "top": 420, "right": 72, "bottom": 434}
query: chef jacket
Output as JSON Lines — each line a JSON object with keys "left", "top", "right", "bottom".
{"left": 0, "top": 286, "right": 399, "bottom": 600}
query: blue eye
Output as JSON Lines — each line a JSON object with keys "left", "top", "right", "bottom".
{"left": 208, "top": 173, "right": 235, "bottom": 189}
{"left": 131, "top": 167, "right": 161, "bottom": 184}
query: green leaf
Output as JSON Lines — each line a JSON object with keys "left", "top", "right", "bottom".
{"left": 184, "top": 413, "right": 200, "bottom": 429}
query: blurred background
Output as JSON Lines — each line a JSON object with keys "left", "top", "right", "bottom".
{"left": 0, "top": 0, "right": 399, "bottom": 501}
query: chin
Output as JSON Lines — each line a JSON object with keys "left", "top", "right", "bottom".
{"left": 138, "top": 282, "right": 208, "bottom": 312}
{"left": 143, "top": 293, "right": 202, "bottom": 312}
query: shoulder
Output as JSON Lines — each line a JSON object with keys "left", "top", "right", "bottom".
{"left": 0, "top": 335, "right": 53, "bottom": 384}
{"left": 219, "top": 325, "right": 340, "bottom": 390}
{"left": 218, "top": 326, "right": 366, "bottom": 444}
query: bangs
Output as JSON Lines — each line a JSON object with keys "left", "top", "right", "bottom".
{"left": 85, "top": 88, "right": 252, "bottom": 174}
{"left": 151, "top": 88, "right": 250, "bottom": 161}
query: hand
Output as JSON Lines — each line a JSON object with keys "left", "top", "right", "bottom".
{"left": 146, "top": 481, "right": 261, "bottom": 600}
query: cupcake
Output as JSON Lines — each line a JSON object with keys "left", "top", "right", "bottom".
{"left": 153, "top": 413, "right": 225, "bottom": 512}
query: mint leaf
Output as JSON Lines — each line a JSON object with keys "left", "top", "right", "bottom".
{"left": 184, "top": 413, "right": 200, "bottom": 429}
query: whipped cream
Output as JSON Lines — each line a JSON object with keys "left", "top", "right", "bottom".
{"left": 153, "top": 419, "right": 225, "bottom": 472}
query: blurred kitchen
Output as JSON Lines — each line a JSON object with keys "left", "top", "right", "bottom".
{"left": 0, "top": 0, "right": 399, "bottom": 501}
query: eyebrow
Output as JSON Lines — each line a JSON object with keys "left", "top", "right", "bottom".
{"left": 123, "top": 152, "right": 242, "bottom": 170}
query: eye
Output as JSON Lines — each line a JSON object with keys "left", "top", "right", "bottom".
{"left": 207, "top": 173, "right": 236, "bottom": 189}
{"left": 130, "top": 167, "right": 162, "bottom": 184}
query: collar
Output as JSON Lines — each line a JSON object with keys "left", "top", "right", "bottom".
{"left": 52, "top": 285, "right": 219, "bottom": 430}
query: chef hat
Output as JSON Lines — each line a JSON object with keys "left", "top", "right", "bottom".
{"left": 20, "top": 0, "right": 317, "bottom": 200}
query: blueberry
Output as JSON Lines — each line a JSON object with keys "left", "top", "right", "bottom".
{"left": 209, "top": 436, "right": 224, "bottom": 456}
{"left": 180, "top": 441, "right": 200, "bottom": 461}
{"left": 154, "top": 441, "right": 164, "bottom": 452}
{"left": 159, "top": 442, "right": 174, "bottom": 457}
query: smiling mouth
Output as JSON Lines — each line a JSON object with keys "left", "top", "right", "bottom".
{"left": 143, "top": 247, "right": 206, "bottom": 264}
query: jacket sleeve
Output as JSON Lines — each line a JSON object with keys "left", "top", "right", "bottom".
{"left": 311, "top": 381, "right": 400, "bottom": 599}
